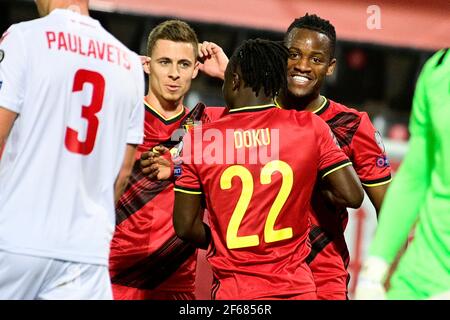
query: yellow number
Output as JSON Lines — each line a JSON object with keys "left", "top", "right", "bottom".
{"left": 220, "top": 160, "right": 294, "bottom": 250}
{"left": 221, "top": 166, "right": 259, "bottom": 249}
{"left": 261, "top": 160, "right": 293, "bottom": 243}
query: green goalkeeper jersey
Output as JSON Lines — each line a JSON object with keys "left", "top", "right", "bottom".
{"left": 369, "top": 49, "right": 450, "bottom": 299}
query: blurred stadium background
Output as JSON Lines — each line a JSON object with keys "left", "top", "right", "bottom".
{"left": 1, "top": 0, "right": 449, "bottom": 299}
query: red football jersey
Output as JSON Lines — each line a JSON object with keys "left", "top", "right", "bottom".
{"left": 109, "top": 98, "right": 224, "bottom": 296}
{"left": 175, "top": 105, "right": 351, "bottom": 300}
{"left": 308, "top": 98, "right": 392, "bottom": 296}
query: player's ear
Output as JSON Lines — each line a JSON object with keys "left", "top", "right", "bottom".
{"left": 326, "top": 58, "right": 336, "bottom": 76}
{"left": 232, "top": 72, "right": 240, "bottom": 91}
{"left": 141, "top": 56, "right": 151, "bottom": 75}
{"left": 192, "top": 61, "right": 200, "bottom": 79}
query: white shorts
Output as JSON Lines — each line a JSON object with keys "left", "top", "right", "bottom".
{"left": 0, "top": 250, "right": 113, "bottom": 300}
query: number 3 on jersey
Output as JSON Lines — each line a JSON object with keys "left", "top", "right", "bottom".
{"left": 220, "top": 160, "right": 294, "bottom": 250}
{"left": 65, "top": 69, "right": 105, "bottom": 155}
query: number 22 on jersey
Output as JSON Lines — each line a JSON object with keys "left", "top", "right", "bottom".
{"left": 65, "top": 69, "right": 105, "bottom": 155}
{"left": 220, "top": 160, "right": 294, "bottom": 250}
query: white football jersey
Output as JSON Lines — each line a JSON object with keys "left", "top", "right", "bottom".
{"left": 0, "top": 9, "right": 144, "bottom": 265}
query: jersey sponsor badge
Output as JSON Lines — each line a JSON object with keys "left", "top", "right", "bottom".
{"left": 173, "top": 154, "right": 183, "bottom": 177}
{"left": 376, "top": 155, "right": 389, "bottom": 168}
{"left": 183, "top": 119, "right": 195, "bottom": 132}
{"left": 0, "top": 49, "right": 4, "bottom": 63}
{"left": 174, "top": 165, "right": 182, "bottom": 177}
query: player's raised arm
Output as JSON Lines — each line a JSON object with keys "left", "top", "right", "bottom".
{"left": 197, "top": 41, "right": 228, "bottom": 80}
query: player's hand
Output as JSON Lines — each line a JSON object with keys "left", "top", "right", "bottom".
{"left": 140, "top": 146, "right": 172, "bottom": 181}
{"left": 197, "top": 41, "right": 228, "bottom": 80}
{"left": 354, "top": 276, "right": 387, "bottom": 300}
{"left": 354, "top": 256, "right": 389, "bottom": 300}
{"left": 140, "top": 55, "right": 151, "bottom": 74}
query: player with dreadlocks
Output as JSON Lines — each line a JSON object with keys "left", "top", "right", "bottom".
{"left": 171, "top": 39, "right": 364, "bottom": 300}
{"left": 277, "top": 13, "right": 392, "bottom": 300}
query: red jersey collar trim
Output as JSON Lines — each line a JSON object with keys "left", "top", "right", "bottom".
{"left": 312, "top": 96, "right": 331, "bottom": 115}
{"left": 228, "top": 104, "right": 277, "bottom": 114}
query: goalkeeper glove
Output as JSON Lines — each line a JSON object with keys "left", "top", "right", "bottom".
{"left": 354, "top": 256, "right": 389, "bottom": 300}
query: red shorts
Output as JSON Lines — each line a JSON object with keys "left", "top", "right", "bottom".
{"left": 112, "top": 283, "right": 195, "bottom": 300}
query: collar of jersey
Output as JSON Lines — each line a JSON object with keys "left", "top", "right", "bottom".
{"left": 312, "top": 96, "right": 330, "bottom": 115}
{"left": 143, "top": 98, "right": 186, "bottom": 124}
{"left": 50, "top": 8, "right": 100, "bottom": 26}
{"left": 228, "top": 104, "right": 277, "bottom": 114}
{"left": 274, "top": 96, "right": 330, "bottom": 115}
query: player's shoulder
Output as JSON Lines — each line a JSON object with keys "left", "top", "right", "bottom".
{"left": 204, "top": 106, "right": 225, "bottom": 115}
{"left": 418, "top": 49, "right": 449, "bottom": 87}
{"left": 327, "top": 99, "right": 373, "bottom": 124}
{"left": 327, "top": 99, "right": 363, "bottom": 116}
{"left": 424, "top": 49, "right": 449, "bottom": 71}
{"left": 203, "top": 106, "right": 226, "bottom": 123}
{"left": 2, "top": 15, "right": 48, "bottom": 38}
{"left": 8, "top": 9, "right": 77, "bottom": 35}
{"left": 288, "top": 108, "right": 322, "bottom": 125}
{"left": 197, "top": 108, "right": 233, "bottom": 133}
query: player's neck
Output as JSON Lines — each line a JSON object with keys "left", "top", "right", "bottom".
{"left": 280, "top": 92, "right": 324, "bottom": 112}
{"left": 52, "top": 1, "right": 89, "bottom": 16}
{"left": 304, "top": 95, "right": 326, "bottom": 112}
{"left": 144, "top": 94, "right": 184, "bottom": 119}
{"left": 229, "top": 96, "right": 274, "bottom": 111}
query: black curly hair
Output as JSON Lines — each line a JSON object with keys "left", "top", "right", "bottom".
{"left": 285, "top": 13, "right": 336, "bottom": 58}
{"left": 228, "top": 39, "right": 289, "bottom": 98}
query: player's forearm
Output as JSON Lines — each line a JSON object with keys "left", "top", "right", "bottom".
{"left": 364, "top": 183, "right": 389, "bottom": 216}
{"left": 0, "top": 107, "right": 18, "bottom": 152}
{"left": 370, "top": 135, "right": 430, "bottom": 263}
{"left": 114, "top": 168, "right": 132, "bottom": 204}
{"left": 114, "top": 176, "right": 127, "bottom": 204}
{"left": 174, "top": 211, "right": 209, "bottom": 249}
{"left": 114, "top": 144, "right": 137, "bottom": 203}
{"left": 177, "top": 221, "right": 211, "bottom": 250}
{"left": 0, "top": 138, "right": 5, "bottom": 154}
{"left": 320, "top": 188, "right": 351, "bottom": 209}
{"left": 173, "top": 192, "right": 210, "bottom": 248}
